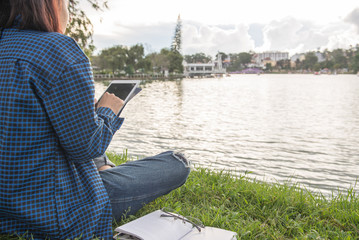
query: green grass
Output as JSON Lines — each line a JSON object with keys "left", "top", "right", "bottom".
{"left": 2, "top": 151, "right": 359, "bottom": 239}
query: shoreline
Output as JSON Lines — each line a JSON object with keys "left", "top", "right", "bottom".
{"left": 93, "top": 72, "right": 359, "bottom": 81}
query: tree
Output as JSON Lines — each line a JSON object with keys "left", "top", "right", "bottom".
{"left": 94, "top": 45, "right": 127, "bottom": 74}
{"left": 146, "top": 48, "right": 183, "bottom": 74}
{"left": 276, "top": 59, "right": 291, "bottom": 71}
{"left": 321, "top": 60, "right": 334, "bottom": 71}
{"left": 168, "top": 15, "right": 184, "bottom": 73}
{"left": 237, "top": 52, "right": 252, "bottom": 65}
{"left": 352, "top": 54, "right": 359, "bottom": 73}
{"left": 331, "top": 49, "right": 348, "bottom": 69}
{"left": 171, "top": 15, "right": 182, "bottom": 53}
{"left": 169, "top": 52, "right": 184, "bottom": 73}
{"left": 92, "top": 44, "right": 147, "bottom": 74}
{"left": 136, "top": 58, "right": 152, "bottom": 73}
{"left": 294, "top": 59, "right": 301, "bottom": 70}
{"left": 265, "top": 63, "right": 273, "bottom": 72}
{"left": 66, "top": 0, "right": 108, "bottom": 56}
{"left": 127, "top": 44, "right": 145, "bottom": 71}
{"left": 303, "top": 52, "right": 318, "bottom": 70}
{"left": 227, "top": 52, "right": 253, "bottom": 72}
{"left": 146, "top": 52, "right": 165, "bottom": 73}
{"left": 146, "top": 49, "right": 170, "bottom": 73}
{"left": 184, "top": 53, "right": 212, "bottom": 63}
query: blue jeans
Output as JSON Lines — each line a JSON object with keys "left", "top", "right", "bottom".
{"left": 99, "top": 151, "right": 191, "bottom": 220}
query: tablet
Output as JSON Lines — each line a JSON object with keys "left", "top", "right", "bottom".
{"left": 97, "top": 80, "right": 141, "bottom": 114}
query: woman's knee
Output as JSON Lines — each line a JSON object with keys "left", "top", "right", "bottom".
{"left": 151, "top": 151, "right": 190, "bottom": 167}
{"left": 149, "top": 151, "right": 191, "bottom": 186}
{"left": 172, "top": 151, "right": 191, "bottom": 168}
{"left": 167, "top": 151, "right": 191, "bottom": 186}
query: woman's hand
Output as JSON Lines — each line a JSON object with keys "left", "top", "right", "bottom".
{"left": 96, "top": 92, "right": 124, "bottom": 116}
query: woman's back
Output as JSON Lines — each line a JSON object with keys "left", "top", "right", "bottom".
{"left": 0, "top": 23, "right": 117, "bottom": 240}
{"left": 0, "top": 1, "right": 191, "bottom": 240}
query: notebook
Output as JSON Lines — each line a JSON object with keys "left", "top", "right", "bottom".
{"left": 114, "top": 210, "right": 237, "bottom": 240}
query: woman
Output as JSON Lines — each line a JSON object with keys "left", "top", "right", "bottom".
{"left": 0, "top": 0, "right": 190, "bottom": 239}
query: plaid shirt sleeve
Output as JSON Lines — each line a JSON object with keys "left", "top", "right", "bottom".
{"left": 43, "top": 60, "right": 124, "bottom": 162}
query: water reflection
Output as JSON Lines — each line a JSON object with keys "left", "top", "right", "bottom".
{"left": 95, "top": 74, "right": 359, "bottom": 196}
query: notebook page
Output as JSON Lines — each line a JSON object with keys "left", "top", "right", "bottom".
{"left": 115, "top": 210, "right": 194, "bottom": 240}
{"left": 180, "top": 226, "right": 237, "bottom": 240}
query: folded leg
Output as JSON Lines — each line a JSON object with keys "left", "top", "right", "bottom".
{"left": 99, "top": 151, "right": 191, "bottom": 220}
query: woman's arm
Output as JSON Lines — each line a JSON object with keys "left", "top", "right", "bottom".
{"left": 43, "top": 61, "right": 123, "bottom": 162}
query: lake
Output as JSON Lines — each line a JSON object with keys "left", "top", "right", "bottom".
{"left": 95, "top": 74, "right": 359, "bottom": 196}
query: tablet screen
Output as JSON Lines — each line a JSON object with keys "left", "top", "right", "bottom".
{"left": 106, "top": 83, "right": 137, "bottom": 101}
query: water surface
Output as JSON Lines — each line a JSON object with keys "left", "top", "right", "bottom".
{"left": 95, "top": 74, "right": 359, "bottom": 196}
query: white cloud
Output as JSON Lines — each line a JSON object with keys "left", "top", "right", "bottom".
{"left": 325, "top": 28, "right": 359, "bottom": 50}
{"left": 182, "top": 21, "right": 255, "bottom": 56}
{"left": 254, "top": 17, "right": 359, "bottom": 56}
{"left": 89, "top": 10, "right": 359, "bottom": 57}
{"left": 182, "top": 16, "right": 359, "bottom": 57}
{"left": 256, "top": 18, "right": 326, "bottom": 55}
{"left": 92, "top": 22, "right": 174, "bottom": 54}
{"left": 345, "top": 8, "right": 359, "bottom": 33}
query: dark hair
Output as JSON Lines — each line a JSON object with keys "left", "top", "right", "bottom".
{"left": 0, "top": 0, "right": 63, "bottom": 33}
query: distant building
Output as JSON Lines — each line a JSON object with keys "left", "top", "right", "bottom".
{"left": 222, "top": 55, "right": 231, "bottom": 68}
{"left": 290, "top": 52, "right": 325, "bottom": 68}
{"left": 291, "top": 52, "right": 325, "bottom": 62}
{"left": 183, "top": 53, "right": 226, "bottom": 77}
{"left": 183, "top": 62, "right": 215, "bottom": 77}
{"left": 314, "top": 51, "right": 325, "bottom": 63}
{"left": 290, "top": 53, "right": 306, "bottom": 68}
{"left": 254, "top": 51, "right": 289, "bottom": 64}
{"left": 262, "top": 58, "right": 277, "bottom": 68}
{"left": 290, "top": 53, "right": 305, "bottom": 62}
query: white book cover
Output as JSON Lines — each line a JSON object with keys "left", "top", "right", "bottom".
{"left": 114, "top": 210, "right": 237, "bottom": 240}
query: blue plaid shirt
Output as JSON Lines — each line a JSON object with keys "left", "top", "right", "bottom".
{"left": 0, "top": 24, "right": 123, "bottom": 239}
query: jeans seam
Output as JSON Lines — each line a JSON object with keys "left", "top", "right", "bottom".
{"left": 172, "top": 152, "right": 191, "bottom": 168}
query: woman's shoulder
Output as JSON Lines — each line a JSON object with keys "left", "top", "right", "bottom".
{"left": 2, "top": 28, "right": 90, "bottom": 81}
{"left": 2, "top": 28, "right": 87, "bottom": 67}
{"left": 22, "top": 30, "right": 88, "bottom": 65}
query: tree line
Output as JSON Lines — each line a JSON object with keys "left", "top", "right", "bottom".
{"left": 182, "top": 48, "right": 359, "bottom": 74}
{"left": 91, "top": 45, "right": 183, "bottom": 75}
{"left": 90, "top": 46, "right": 359, "bottom": 75}
{"left": 291, "top": 48, "right": 359, "bottom": 73}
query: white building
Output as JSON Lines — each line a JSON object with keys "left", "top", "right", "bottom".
{"left": 183, "top": 62, "right": 215, "bottom": 77}
{"left": 291, "top": 52, "right": 325, "bottom": 63}
{"left": 314, "top": 52, "right": 325, "bottom": 62}
{"left": 254, "top": 51, "right": 289, "bottom": 64}
{"left": 291, "top": 53, "right": 305, "bottom": 62}
{"left": 183, "top": 53, "right": 226, "bottom": 77}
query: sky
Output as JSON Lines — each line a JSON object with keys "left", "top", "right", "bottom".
{"left": 83, "top": 0, "right": 359, "bottom": 57}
